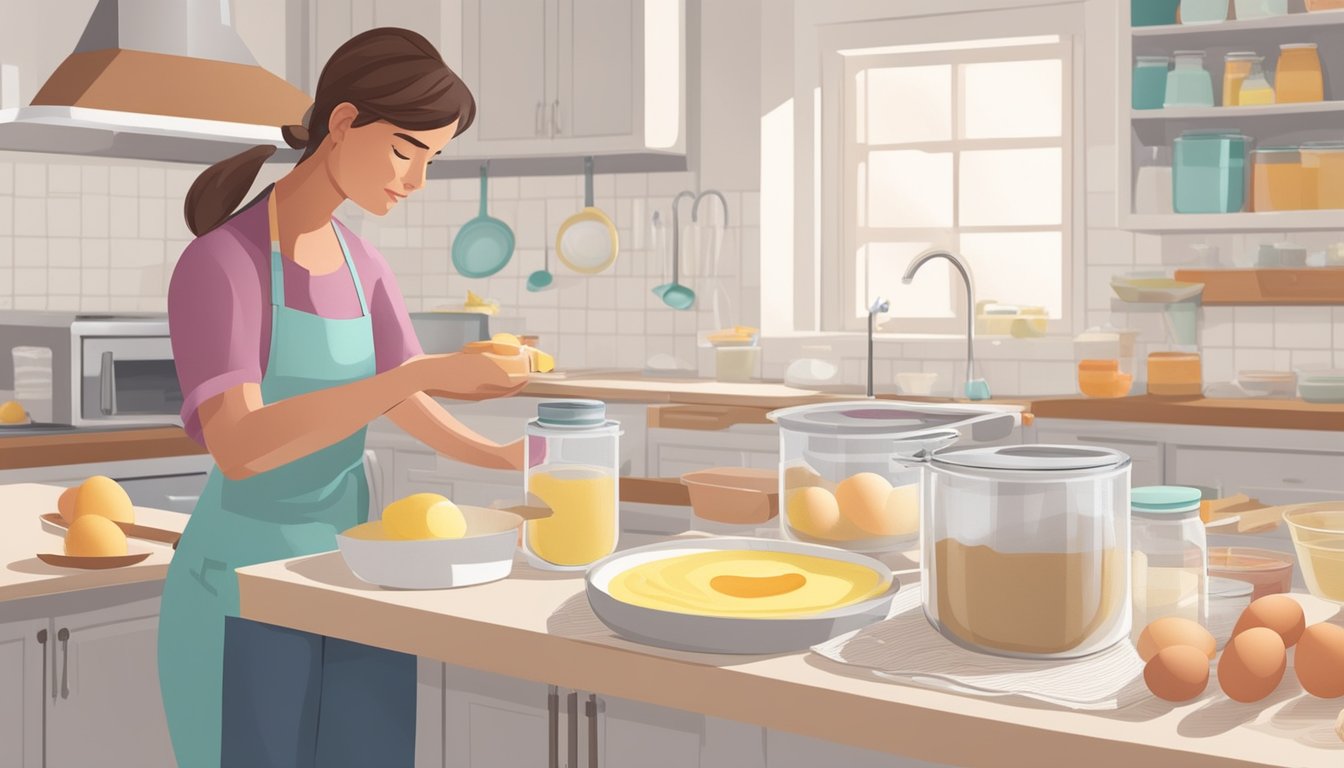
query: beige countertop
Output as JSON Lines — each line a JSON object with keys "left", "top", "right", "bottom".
{"left": 237, "top": 545, "right": 1344, "bottom": 767}
{"left": 0, "top": 483, "right": 188, "bottom": 603}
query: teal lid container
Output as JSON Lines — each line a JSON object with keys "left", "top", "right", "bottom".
{"left": 536, "top": 400, "right": 607, "bottom": 427}
{"left": 1131, "top": 485, "right": 1202, "bottom": 517}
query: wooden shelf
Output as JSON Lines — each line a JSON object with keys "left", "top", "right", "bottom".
{"left": 1125, "top": 210, "right": 1344, "bottom": 232}
{"left": 1131, "top": 101, "right": 1344, "bottom": 121}
{"left": 1132, "top": 11, "right": 1344, "bottom": 37}
{"left": 1172, "top": 268, "right": 1344, "bottom": 304}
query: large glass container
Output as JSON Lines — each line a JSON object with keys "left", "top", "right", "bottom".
{"left": 768, "top": 402, "right": 1019, "bottom": 554}
{"left": 1302, "top": 142, "right": 1344, "bottom": 210}
{"left": 923, "top": 445, "right": 1132, "bottom": 659}
{"left": 522, "top": 400, "right": 621, "bottom": 571}
{"left": 1131, "top": 486, "right": 1208, "bottom": 633}
{"left": 1173, "top": 131, "right": 1249, "bottom": 213}
{"left": 1179, "top": 0, "right": 1229, "bottom": 25}
{"left": 1133, "top": 56, "right": 1170, "bottom": 110}
{"left": 1275, "top": 44, "right": 1324, "bottom": 104}
{"left": 1252, "top": 146, "right": 1311, "bottom": 212}
{"left": 1133, "top": 0, "right": 1180, "bottom": 26}
{"left": 1233, "top": 0, "right": 1287, "bottom": 18}
{"left": 1165, "top": 51, "right": 1214, "bottom": 108}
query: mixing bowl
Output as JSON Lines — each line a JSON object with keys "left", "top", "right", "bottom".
{"left": 1284, "top": 503, "right": 1344, "bottom": 603}
{"left": 337, "top": 506, "right": 522, "bottom": 589}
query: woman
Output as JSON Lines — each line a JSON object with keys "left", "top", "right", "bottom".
{"left": 158, "top": 28, "right": 519, "bottom": 768}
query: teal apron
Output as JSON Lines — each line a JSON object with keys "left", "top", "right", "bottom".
{"left": 158, "top": 192, "right": 412, "bottom": 767}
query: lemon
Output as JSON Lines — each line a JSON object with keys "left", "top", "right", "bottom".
{"left": 342, "top": 521, "right": 392, "bottom": 540}
{"left": 382, "top": 493, "right": 467, "bottom": 540}
{"left": 491, "top": 332, "right": 521, "bottom": 347}
{"left": 73, "top": 475, "right": 135, "bottom": 524}
{"left": 0, "top": 400, "right": 28, "bottom": 424}
{"left": 65, "top": 514, "right": 128, "bottom": 557}
{"left": 526, "top": 347, "right": 555, "bottom": 373}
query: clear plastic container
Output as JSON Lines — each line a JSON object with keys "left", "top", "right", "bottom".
{"left": 1134, "top": 146, "right": 1174, "bottom": 214}
{"left": 1236, "top": 56, "right": 1274, "bottom": 106}
{"left": 924, "top": 445, "right": 1132, "bottom": 659}
{"left": 1222, "top": 52, "right": 1255, "bottom": 107}
{"left": 1302, "top": 142, "right": 1344, "bottom": 210}
{"left": 1133, "top": 56, "right": 1170, "bottom": 110}
{"left": 1165, "top": 51, "right": 1215, "bottom": 108}
{"left": 1131, "top": 486, "right": 1208, "bottom": 633}
{"left": 1252, "top": 146, "right": 1310, "bottom": 211}
{"left": 714, "top": 344, "right": 761, "bottom": 382}
{"left": 1180, "top": 0, "right": 1229, "bottom": 24}
{"left": 1233, "top": 0, "right": 1287, "bottom": 18}
{"left": 522, "top": 400, "right": 621, "bottom": 571}
{"left": 1307, "top": 0, "right": 1344, "bottom": 9}
{"left": 1275, "top": 44, "right": 1324, "bottom": 104}
{"left": 1133, "top": 0, "right": 1180, "bottom": 26}
{"left": 1173, "top": 131, "right": 1249, "bottom": 213}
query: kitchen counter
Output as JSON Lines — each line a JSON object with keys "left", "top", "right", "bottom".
{"left": 0, "top": 483, "right": 188, "bottom": 602}
{"left": 237, "top": 546, "right": 1344, "bottom": 768}
{"left": 0, "top": 426, "right": 205, "bottom": 470}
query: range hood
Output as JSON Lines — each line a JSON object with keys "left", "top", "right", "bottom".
{"left": 0, "top": 0, "right": 308, "bottom": 163}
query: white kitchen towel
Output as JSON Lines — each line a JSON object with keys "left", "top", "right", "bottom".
{"left": 810, "top": 587, "right": 1148, "bottom": 711}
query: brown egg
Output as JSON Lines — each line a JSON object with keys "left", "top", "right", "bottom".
{"left": 1144, "top": 645, "right": 1210, "bottom": 702}
{"left": 1233, "top": 595, "right": 1306, "bottom": 647}
{"left": 57, "top": 486, "right": 78, "bottom": 524}
{"left": 1136, "top": 617, "right": 1216, "bottom": 662}
{"left": 64, "top": 514, "right": 128, "bottom": 557}
{"left": 786, "top": 487, "right": 841, "bottom": 539}
{"left": 73, "top": 475, "right": 134, "bottom": 524}
{"left": 1295, "top": 623, "right": 1344, "bottom": 699}
{"left": 835, "top": 473, "right": 894, "bottom": 536}
{"left": 1218, "top": 627, "right": 1287, "bottom": 703}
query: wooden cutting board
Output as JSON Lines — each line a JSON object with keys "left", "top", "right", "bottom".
{"left": 41, "top": 513, "right": 181, "bottom": 549}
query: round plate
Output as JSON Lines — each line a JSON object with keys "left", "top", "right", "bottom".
{"left": 585, "top": 537, "right": 899, "bottom": 655}
{"left": 37, "top": 552, "right": 151, "bottom": 569}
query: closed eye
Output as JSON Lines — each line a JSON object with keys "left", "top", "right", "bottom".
{"left": 392, "top": 146, "right": 410, "bottom": 160}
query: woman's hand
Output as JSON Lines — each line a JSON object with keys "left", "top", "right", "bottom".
{"left": 488, "top": 438, "right": 527, "bottom": 471}
{"left": 408, "top": 353, "right": 529, "bottom": 401}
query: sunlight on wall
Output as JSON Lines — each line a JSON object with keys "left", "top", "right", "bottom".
{"left": 760, "top": 97, "right": 793, "bottom": 334}
{"left": 644, "top": 0, "right": 681, "bottom": 150}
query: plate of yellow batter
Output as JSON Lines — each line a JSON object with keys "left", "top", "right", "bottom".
{"left": 585, "top": 537, "right": 899, "bottom": 654}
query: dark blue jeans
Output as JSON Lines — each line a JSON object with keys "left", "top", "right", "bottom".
{"left": 220, "top": 617, "right": 415, "bottom": 768}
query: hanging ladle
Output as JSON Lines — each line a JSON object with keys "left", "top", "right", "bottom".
{"left": 527, "top": 239, "right": 554, "bottom": 292}
{"left": 653, "top": 191, "right": 696, "bottom": 310}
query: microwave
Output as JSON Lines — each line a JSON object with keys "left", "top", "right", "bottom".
{"left": 0, "top": 312, "right": 183, "bottom": 427}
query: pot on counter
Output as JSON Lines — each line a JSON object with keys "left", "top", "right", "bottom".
{"left": 923, "top": 445, "right": 1132, "bottom": 659}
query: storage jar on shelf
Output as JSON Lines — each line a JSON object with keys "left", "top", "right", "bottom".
{"left": 1133, "top": 0, "right": 1181, "bottom": 25}
{"left": 1233, "top": 0, "right": 1287, "bottom": 18}
{"left": 1165, "top": 51, "right": 1215, "bottom": 108}
{"left": 1302, "top": 142, "right": 1344, "bottom": 210}
{"left": 1252, "top": 146, "right": 1312, "bottom": 211}
{"left": 1147, "top": 351, "right": 1203, "bottom": 396}
{"left": 1180, "top": 0, "right": 1230, "bottom": 24}
{"left": 1134, "top": 56, "right": 1170, "bottom": 110}
{"left": 1134, "top": 146, "right": 1174, "bottom": 214}
{"left": 1237, "top": 56, "right": 1274, "bottom": 106}
{"left": 1221, "top": 52, "right": 1255, "bottom": 107}
{"left": 1131, "top": 486, "right": 1208, "bottom": 633}
{"left": 1275, "top": 44, "right": 1324, "bottom": 104}
{"left": 1306, "top": 0, "right": 1344, "bottom": 11}
{"left": 1173, "top": 131, "right": 1249, "bottom": 213}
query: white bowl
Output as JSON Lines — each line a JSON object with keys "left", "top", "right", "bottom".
{"left": 336, "top": 506, "right": 523, "bottom": 589}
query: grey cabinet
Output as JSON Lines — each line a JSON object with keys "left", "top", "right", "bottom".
{"left": 0, "top": 618, "right": 45, "bottom": 768}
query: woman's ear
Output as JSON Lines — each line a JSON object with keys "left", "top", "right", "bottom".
{"left": 327, "top": 102, "right": 360, "bottom": 145}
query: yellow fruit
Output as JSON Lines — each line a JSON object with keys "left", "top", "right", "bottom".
{"left": 0, "top": 399, "right": 28, "bottom": 424}
{"left": 73, "top": 475, "right": 134, "bottom": 524}
{"left": 57, "top": 486, "right": 78, "bottom": 524}
{"left": 382, "top": 493, "right": 467, "bottom": 540}
{"left": 342, "top": 521, "right": 391, "bottom": 540}
{"left": 65, "top": 514, "right": 128, "bottom": 557}
{"left": 835, "top": 473, "right": 894, "bottom": 536}
{"left": 526, "top": 347, "right": 556, "bottom": 373}
{"left": 786, "top": 487, "right": 840, "bottom": 538}
{"left": 492, "top": 332, "right": 521, "bottom": 347}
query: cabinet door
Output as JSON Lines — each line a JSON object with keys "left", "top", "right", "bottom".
{"left": 1167, "top": 445, "right": 1344, "bottom": 503}
{"left": 443, "top": 665, "right": 550, "bottom": 768}
{"left": 47, "top": 596, "right": 175, "bottom": 768}
{"left": 597, "top": 694, "right": 703, "bottom": 768}
{"left": 554, "top": 0, "right": 637, "bottom": 143}
{"left": 0, "top": 619, "right": 47, "bottom": 768}
{"left": 1033, "top": 429, "right": 1164, "bottom": 487}
{"left": 460, "top": 0, "right": 551, "bottom": 152}
{"left": 416, "top": 659, "right": 446, "bottom": 768}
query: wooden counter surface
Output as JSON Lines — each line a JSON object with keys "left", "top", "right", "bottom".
{"left": 0, "top": 426, "right": 205, "bottom": 470}
{"left": 1029, "top": 395, "right": 1344, "bottom": 432}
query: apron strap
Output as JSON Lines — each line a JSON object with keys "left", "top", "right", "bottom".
{"left": 332, "top": 222, "right": 369, "bottom": 318}
{"left": 267, "top": 189, "right": 369, "bottom": 319}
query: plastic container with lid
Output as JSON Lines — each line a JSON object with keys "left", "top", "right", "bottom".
{"left": 1134, "top": 56, "right": 1169, "bottom": 110}
{"left": 1253, "top": 146, "right": 1311, "bottom": 211}
{"left": 923, "top": 445, "right": 1132, "bottom": 659}
{"left": 1131, "top": 486, "right": 1208, "bottom": 632}
{"left": 1236, "top": 55, "right": 1274, "bottom": 106}
{"left": 522, "top": 400, "right": 621, "bottom": 571}
{"left": 1173, "top": 131, "right": 1249, "bottom": 213}
{"left": 1306, "top": 0, "right": 1344, "bottom": 9}
{"left": 1147, "top": 351, "right": 1202, "bottom": 396}
{"left": 1180, "top": 0, "right": 1229, "bottom": 24}
{"left": 1275, "top": 44, "right": 1324, "bottom": 104}
{"left": 1222, "top": 52, "right": 1256, "bottom": 107}
{"left": 1233, "top": 0, "right": 1287, "bottom": 18}
{"left": 768, "top": 401, "right": 1020, "bottom": 553}
{"left": 1302, "top": 142, "right": 1344, "bottom": 210}
{"left": 1133, "top": 0, "right": 1180, "bottom": 26}
{"left": 1164, "top": 51, "right": 1215, "bottom": 108}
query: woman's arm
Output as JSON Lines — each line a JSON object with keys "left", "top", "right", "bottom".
{"left": 198, "top": 354, "right": 525, "bottom": 479}
{"left": 386, "top": 392, "right": 525, "bottom": 471}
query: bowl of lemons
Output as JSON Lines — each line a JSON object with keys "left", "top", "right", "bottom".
{"left": 337, "top": 493, "right": 524, "bottom": 589}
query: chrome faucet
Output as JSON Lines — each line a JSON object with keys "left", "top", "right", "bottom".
{"left": 901, "top": 249, "right": 990, "bottom": 401}
{"left": 867, "top": 297, "right": 889, "bottom": 399}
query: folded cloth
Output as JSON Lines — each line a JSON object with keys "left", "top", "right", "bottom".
{"left": 810, "top": 588, "right": 1147, "bottom": 711}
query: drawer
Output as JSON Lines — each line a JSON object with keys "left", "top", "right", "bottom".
{"left": 1168, "top": 445, "right": 1344, "bottom": 498}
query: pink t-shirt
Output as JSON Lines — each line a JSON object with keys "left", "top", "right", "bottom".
{"left": 168, "top": 195, "right": 421, "bottom": 444}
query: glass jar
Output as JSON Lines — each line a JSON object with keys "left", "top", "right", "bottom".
{"left": 522, "top": 400, "right": 621, "bottom": 571}
{"left": 1233, "top": 0, "right": 1287, "bottom": 18}
{"left": 1302, "top": 142, "right": 1344, "bottom": 210}
{"left": 1221, "top": 52, "right": 1255, "bottom": 107}
{"left": 1237, "top": 56, "right": 1274, "bottom": 106}
{"left": 1133, "top": 56, "right": 1170, "bottom": 110}
{"left": 714, "top": 342, "right": 761, "bottom": 382}
{"left": 1133, "top": 0, "right": 1181, "bottom": 26}
{"left": 1306, "top": 0, "right": 1344, "bottom": 9}
{"left": 924, "top": 445, "right": 1132, "bottom": 659}
{"left": 1131, "top": 486, "right": 1208, "bottom": 633}
{"left": 1173, "top": 131, "right": 1249, "bottom": 213}
{"left": 1180, "top": 0, "right": 1229, "bottom": 24}
{"left": 1147, "top": 351, "right": 1203, "bottom": 395}
{"left": 769, "top": 401, "right": 1020, "bottom": 553}
{"left": 1276, "top": 44, "right": 1324, "bottom": 104}
{"left": 1253, "top": 146, "right": 1311, "bottom": 211}
{"left": 1165, "top": 51, "right": 1214, "bottom": 108}
{"left": 1134, "top": 146, "right": 1174, "bottom": 214}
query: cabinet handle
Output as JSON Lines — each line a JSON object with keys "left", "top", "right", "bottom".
{"left": 99, "top": 351, "right": 115, "bottom": 415}
{"left": 548, "top": 685, "right": 559, "bottom": 768}
{"left": 536, "top": 101, "right": 545, "bottom": 136}
{"left": 566, "top": 691, "right": 578, "bottom": 768}
{"left": 586, "top": 694, "right": 599, "bottom": 768}
{"left": 551, "top": 99, "right": 561, "bottom": 136}
{"left": 57, "top": 627, "right": 70, "bottom": 700}
{"left": 37, "top": 629, "right": 48, "bottom": 767}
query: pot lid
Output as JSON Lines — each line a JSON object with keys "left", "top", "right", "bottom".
{"left": 1131, "top": 485, "right": 1202, "bottom": 515}
{"left": 536, "top": 400, "right": 606, "bottom": 427}
{"left": 767, "top": 401, "right": 1013, "bottom": 437}
{"left": 932, "top": 444, "right": 1129, "bottom": 472}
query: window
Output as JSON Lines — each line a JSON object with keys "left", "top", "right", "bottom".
{"left": 837, "top": 36, "right": 1072, "bottom": 334}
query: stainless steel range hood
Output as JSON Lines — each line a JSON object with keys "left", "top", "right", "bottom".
{"left": 0, "top": 0, "right": 308, "bottom": 163}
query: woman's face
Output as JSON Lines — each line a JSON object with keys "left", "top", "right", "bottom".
{"left": 326, "top": 103, "right": 459, "bottom": 215}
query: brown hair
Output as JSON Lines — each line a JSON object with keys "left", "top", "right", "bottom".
{"left": 184, "top": 27, "right": 475, "bottom": 236}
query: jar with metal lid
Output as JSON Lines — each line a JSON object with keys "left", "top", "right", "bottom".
{"left": 1302, "top": 142, "right": 1344, "bottom": 210}
{"left": 1180, "top": 0, "right": 1229, "bottom": 24}
{"left": 1164, "top": 51, "right": 1214, "bottom": 108}
{"left": 1275, "top": 44, "right": 1323, "bottom": 104}
{"left": 1236, "top": 55, "right": 1274, "bottom": 106}
{"left": 522, "top": 400, "right": 621, "bottom": 570}
{"left": 1173, "top": 131, "right": 1249, "bottom": 213}
{"left": 1131, "top": 486, "right": 1207, "bottom": 632}
{"left": 924, "top": 445, "right": 1132, "bottom": 659}
{"left": 1253, "top": 147, "right": 1310, "bottom": 212}
{"left": 1222, "top": 52, "right": 1256, "bottom": 107}
{"left": 1133, "top": 56, "right": 1170, "bottom": 110}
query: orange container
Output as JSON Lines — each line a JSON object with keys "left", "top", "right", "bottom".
{"left": 1222, "top": 52, "right": 1254, "bottom": 107}
{"left": 1252, "top": 147, "right": 1313, "bottom": 211}
{"left": 1302, "top": 143, "right": 1344, "bottom": 210}
{"left": 1275, "top": 44, "right": 1324, "bottom": 104}
{"left": 1147, "top": 352, "right": 1202, "bottom": 396}
{"left": 1208, "top": 546, "right": 1294, "bottom": 600}
{"left": 681, "top": 468, "right": 779, "bottom": 524}
{"left": 1077, "top": 360, "right": 1132, "bottom": 398}
{"left": 1306, "top": 0, "right": 1344, "bottom": 9}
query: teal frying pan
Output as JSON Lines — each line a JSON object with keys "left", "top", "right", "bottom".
{"left": 452, "top": 164, "right": 515, "bottom": 278}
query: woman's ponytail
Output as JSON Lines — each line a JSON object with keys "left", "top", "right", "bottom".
{"left": 182, "top": 144, "right": 278, "bottom": 237}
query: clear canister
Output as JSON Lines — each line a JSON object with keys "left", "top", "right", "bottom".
{"left": 1252, "top": 147, "right": 1310, "bottom": 212}
{"left": 1131, "top": 486, "right": 1207, "bottom": 633}
{"left": 1133, "top": 56, "right": 1170, "bottom": 110}
{"left": 1302, "top": 142, "right": 1344, "bottom": 210}
{"left": 1221, "top": 52, "right": 1255, "bottom": 107}
{"left": 924, "top": 445, "right": 1132, "bottom": 659}
{"left": 522, "top": 400, "right": 621, "bottom": 571}
{"left": 1173, "top": 131, "right": 1249, "bottom": 214}
{"left": 1165, "top": 51, "right": 1214, "bottom": 108}
{"left": 1275, "top": 44, "right": 1324, "bottom": 104}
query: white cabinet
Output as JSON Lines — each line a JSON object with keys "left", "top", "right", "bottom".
{"left": 457, "top": 0, "right": 685, "bottom": 157}
{"left": 1166, "top": 444, "right": 1344, "bottom": 505}
{"left": 0, "top": 619, "right": 45, "bottom": 768}
{"left": 443, "top": 665, "right": 551, "bottom": 768}
{"left": 416, "top": 659, "right": 446, "bottom": 768}
{"left": 598, "top": 694, "right": 703, "bottom": 768}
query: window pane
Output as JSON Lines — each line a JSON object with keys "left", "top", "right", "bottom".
{"left": 959, "top": 148, "right": 1061, "bottom": 227}
{"left": 869, "top": 150, "right": 953, "bottom": 228}
{"left": 865, "top": 65, "right": 951, "bottom": 144}
{"left": 959, "top": 231, "right": 1063, "bottom": 318}
{"left": 857, "top": 242, "right": 955, "bottom": 320}
{"left": 962, "top": 59, "right": 1062, "bottom": 139}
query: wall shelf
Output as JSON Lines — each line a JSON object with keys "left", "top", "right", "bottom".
{"left": 1132, "top": 11, "right": 1344, "bottom": 38}
{"left": 1131, "top": 101, "right": 1344, "bottom": 121}
{"left": 1125, "top": 210, "right": 1344, "bottom": 232}
{"left": 1172, "top": 268, "right": 1344, "bottom": 304}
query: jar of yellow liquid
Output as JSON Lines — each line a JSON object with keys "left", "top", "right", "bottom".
{"left": 522, "top": 400, "right": 621, "bottom": 570}
{"left": 1235, "top": 55, "right": 1274, "bottom": 106}
{"left": 1222, "top": 52, "right": 1255, "bottom": 107}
